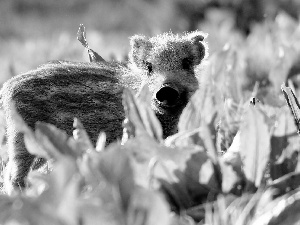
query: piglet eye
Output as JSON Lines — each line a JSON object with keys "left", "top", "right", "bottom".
{"left": 182, "top": 57, "right": 192, "bottom": 70}
{"left": 145, "top": 61, "right": 153, "bottom": 74}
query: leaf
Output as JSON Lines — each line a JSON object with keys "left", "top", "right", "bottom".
{"left": 176, "top": 82, "right": 220, "bottom": 164}
{"left": 219, "top": 157, "right": 243, "bottom": 194}
{"left": 152, "top": 147, "right": 220, "bottom": 209}
{"left": 281, "top": 84, "right": 300, "bottom": 132}
{"left": 26, "top": 170, "right": 50, "bottom": 196}
{"left": 170, "top": 214, "right": 196, "bottom": 225}
{"left": 178, "top": 83, "right": 217, "bottom": 132}
{"left": 154, "top": 174, "right": 192, "bottom": 210}
{"left": 40, "top": 157, "right": 79, "bottom": 204}
{"left": 165, "top": 122, "right": 219, "bottom": 160}
{"left": 222, "top": 133, "right": 243, "bottom": 172}
{"left": 11, "top": 158, "right": 80, "bottom": 225}
{"left": 217, "top": 98, "right": 243, "bottom": 153}
{"left": 35, "top": 122, "right": 82, "bottom": 160}
{"left": 253, "top": 188, "right": 276, "bottom": 217}
{"left": 164, "top": 128, "right": 202, "bottom": 147}
{"left": 0, "top": 196, "right": 66, "bottom": 225}
{"left": 126, "top": 188, "right": 170, "bottom": 225}
{"left": 56, "top": 175, "right": 81, "bottom": 225}
{"left": 88, "top": 49, "right": 106, "bottom": 63}
{"left": 269, "top": 172, "right": 300, "bottom": 197}
{"left": 203, "top": 194, "right": 239, "bottom": 225}
{"left": 167, "top": 126, "right": 219, "bottom": 172}
{"left": 166, "top": 125, "right": 221, "bottom": 194}
{"left": 178, "top": 89, "right": 203, "bottom": 132}
{"left": 123, "top": 134, "right": 159, "bottom": 163}
{"left": 24, "top": 129, "right": 51, "bottom": 159}
{"left": 95, "top": 132, "right": 106, "bottom": 152}
{"left": 77, "top": 24, "right": 106, "bottom": 63}
{"left": 269, "top": 46, "right": 295, "bottom": 95}
{"left": 9, "top": 103, "right": 50, "bottom": 159}
{"left": 121, "top": 86, "right": 165, "bottom": 163}
{"left": 78, "top": 155, "right": 125, "bottom": 225}
{"left": 208, "top": 45, "right": 244, "bottom": 102}
{"left": 235, "top": 191, "right": 268, "bottom": 225}
{"left": 270, "top": 109, "right": 300, "bottom": 180}
{"left": 79, "top": 195, "right": 123, "bottom": 225}
{"left": 198, "top": 158, "right": 219, "bottom": 190}
{"left": 98, "top": 144, "right": 135, "bottom": 211}
{"left": 250, "top": 189, "right": 300, "bottom": 225}
{"left": 126, "top": 122, "right": 220, "bottom": 209}
{"left": 77, "top": 24, "right": 89, "bottom": 49}
{"left": 276, "top": 12, "right": 298, "bottom": 33}
{"left": 122, "top": 87, "right": 163, "bottom": 142}
{"left": 236, "top": 104, "right": 271, "bottom": 188}
{"left": 201, "top": 123, "right": 219, "bottom": 165}
{"left": 73, "top": 117, "right": 94, "bottom": 152}
{"left": 122, "top": 87, "right": 217, "bottom": 208}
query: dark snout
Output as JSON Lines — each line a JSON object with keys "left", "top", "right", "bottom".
{"left": 156, "top": 85, "right": 179, "bottom": 107}
{"left": 155, "top": 84, "right": 182, "bottom": 108}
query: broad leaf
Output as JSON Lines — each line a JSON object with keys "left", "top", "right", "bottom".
{"left": 176, "top": 83, "right": 219, "bottom": 165}
{"left": 219, "top": 156, "right": 243, "bottom": 194}
{"left": 35, "top": 122, "right": 82, "bottom": 159}
{"left": 152, "top": 147, "right": 220, "bottom": 210}
{"left": 127, "top": 188, "right": 170, "bottom": 225}
{"left": 39, "top": 157, "right": 79, "bottom": 204}
{"left": 122, "top": 87, "right": 163, "bottom": 142}
{"left": 178, "top": 83, "right": 218, "bottom": 133}
{"left": 270, "top": 108, "right": 300, "bottom": 179}
{"left": 98, "top": 144, "right": 135, "bottom": 211}
{"left": 232, "top": 104, "right": 271, "bottom": 188}
{"left": 55, "top": 175, "right": 81, "bottom": 225}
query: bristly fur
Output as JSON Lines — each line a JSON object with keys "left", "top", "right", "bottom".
{"left": 2, "top": 31, "right": 209, "bottom": 194}
{"left": 129, "top": 30, "right": 208, "bottom": 71}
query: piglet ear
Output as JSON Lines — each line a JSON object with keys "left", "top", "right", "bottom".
{"left": 187, "top": 31, "right": 208, "bottom": 65}
{"left": 129, "top": 35, "right": 151, "bottom": 67}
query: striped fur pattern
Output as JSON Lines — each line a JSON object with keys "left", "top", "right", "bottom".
{"left": 2, "top": 60, "right": 131, "bottom": 192}
{"left": 2, "top": 31, "right": 208, "bottom": 193}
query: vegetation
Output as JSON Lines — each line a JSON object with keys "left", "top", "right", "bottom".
{"left": 1, "top": 0, "right": 300, "bottom": 224}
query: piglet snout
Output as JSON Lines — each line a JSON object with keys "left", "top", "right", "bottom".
{"left": 155, "top": 85, "right": 180, "bottom": 107}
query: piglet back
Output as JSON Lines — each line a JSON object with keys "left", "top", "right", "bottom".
{"left": 1, "top": 60, "right": 125, "bottom": 144}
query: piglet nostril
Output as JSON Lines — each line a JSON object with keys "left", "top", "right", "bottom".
{"left": 156, "top": 86, "right": 180, "bottom": 106}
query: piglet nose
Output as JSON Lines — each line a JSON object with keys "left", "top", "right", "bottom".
{"left": 156, "top": 85, "right": 180, "bottom": 107}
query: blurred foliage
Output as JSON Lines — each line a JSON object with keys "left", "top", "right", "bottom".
{"left": 0, "top": 0, "right": 299, "bottom": 83}
{"left": 0, "top": 1, "right": 300, "bottom": 224}
{"left": 175, "top": 0, "right": 300, "bottom": 34}
{"left": 2, "top": 78, "right": 300, "bottom": 224}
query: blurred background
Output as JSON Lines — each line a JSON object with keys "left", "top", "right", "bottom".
{"left": 0, "top": 0, "right": 300, "bottom": 184}
{"left": 0, "top": 0, "right": 300, "bottom": 85}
